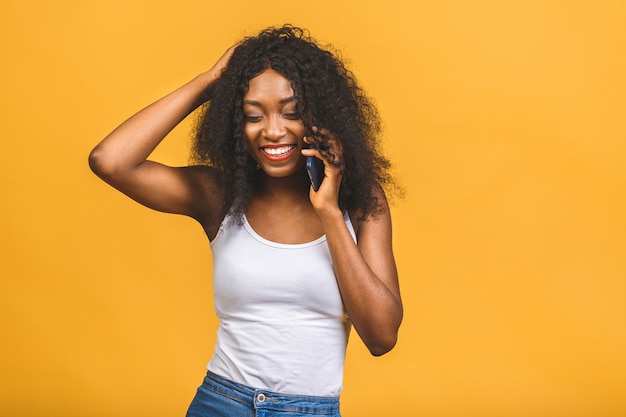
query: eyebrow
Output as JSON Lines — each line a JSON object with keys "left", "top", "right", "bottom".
{"left": 243, "top": 96, "right": 296, "bottom": 106}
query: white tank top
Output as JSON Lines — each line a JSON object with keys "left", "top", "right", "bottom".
{"left": 207, "top": 213, "right": 356, "bottom": 397}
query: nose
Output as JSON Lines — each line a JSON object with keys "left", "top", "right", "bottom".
{"left": 263, "top": 114, "right": 286, "bottom": 141}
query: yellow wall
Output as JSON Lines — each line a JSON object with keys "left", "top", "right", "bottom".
{"left": 2, "top": 1, "right": 625, "bottom": 416}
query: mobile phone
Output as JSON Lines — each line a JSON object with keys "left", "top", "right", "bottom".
{"left": 306, "top": 155, "right": 325, "bottom": 191}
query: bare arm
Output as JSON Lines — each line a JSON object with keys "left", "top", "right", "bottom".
{"left": 88, "top": 46, "right": 235, "bottom": 225}
{"left": 302, "top": 136, "right": 403, "bottom": 356}
{"left": 320, "top": 192, "right": 402, "bottom": 356}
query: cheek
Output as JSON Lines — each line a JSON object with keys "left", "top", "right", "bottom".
{"left": 242, "top": 125, "right": 259, "bottom": 160}
{"left": 243, "top": 123, "right": 258, "bottom": 143}
{"left": 290, "top": 121, "right": 306, "bottom": 138}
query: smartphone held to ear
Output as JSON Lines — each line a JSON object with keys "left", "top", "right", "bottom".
{"left": 306, "top": 155, "right": 325, "bottom": 191}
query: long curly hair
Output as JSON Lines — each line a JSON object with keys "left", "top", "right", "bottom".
{"left": 192, "top": 25, "right": 397, "bottom": 222}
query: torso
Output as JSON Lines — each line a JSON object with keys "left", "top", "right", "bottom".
{"left": 245, "top": 194, "right": 324, "bottom": 244}
{"left": 207, "top": 209, "right": 356, "bottom": 396}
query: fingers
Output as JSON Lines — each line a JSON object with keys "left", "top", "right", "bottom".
{"left": 302, "top": 128, "right": 344, "bottom": 203}
{"left": 210, "top": 44, "right": 238, "bottom": 75}
{"left": 303, "top": 127, "right": 344, "bottom": 169}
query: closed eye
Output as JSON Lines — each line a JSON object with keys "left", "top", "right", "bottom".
{"left": 244, "top": 115, "right": 263, "bottom": 122}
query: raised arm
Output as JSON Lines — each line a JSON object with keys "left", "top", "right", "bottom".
{"left": 321, "top": 190, "right": 402, "bottom": 356}
{"left": 88, "top": 46, "right": 236, "bottom": 226}
{"left": 302, "top": 137, "right": 403, "bottom": 356}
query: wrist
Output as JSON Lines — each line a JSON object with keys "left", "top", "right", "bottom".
{"left": 315, "top": 205, "right": 343, "bottom": 224}
{"left": 189, "top": 72, "right": 218, "bottom": 106}
{"left": 195, "top": 70, "right": 219, "bottom": 89}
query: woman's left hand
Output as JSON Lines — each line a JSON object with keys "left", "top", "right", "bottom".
{"left": 301, "top": 127, "right": 344, "bottom": 215}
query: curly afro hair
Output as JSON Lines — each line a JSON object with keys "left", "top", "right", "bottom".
{"left": 192, "top": 24, "right": 397, "bottom": 222}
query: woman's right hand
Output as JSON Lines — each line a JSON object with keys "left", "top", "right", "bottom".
{"left": 202, "top": 43, "right": 239, "bottom": 87}
{"left": 88, "top": 45, "right": 238, "bottom": 228}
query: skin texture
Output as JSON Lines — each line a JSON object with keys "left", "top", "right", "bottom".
{"left": 243, "top": 69, "right": 307, "bottom": 183}
{"left": 89, "top": 29, "right": 402, "bottom": 356}
{"left": 192, "top": 26, "right": 398, "bottom": 227}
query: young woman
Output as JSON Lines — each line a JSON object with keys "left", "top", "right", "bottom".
{"left": 89, "top": 25, "right": 402, "bottom": 417}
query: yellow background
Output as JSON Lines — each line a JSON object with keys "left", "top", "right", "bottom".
{"left": 1, "top": 1, "right": 625, "bottom": 416}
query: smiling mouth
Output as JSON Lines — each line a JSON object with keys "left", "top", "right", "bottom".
{"left": 261, "top": 145, "right": 296, "bottom": 157}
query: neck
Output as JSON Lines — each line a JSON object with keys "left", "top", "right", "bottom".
{"left": 256, "top": 169, "right": 311, "bottom": 202}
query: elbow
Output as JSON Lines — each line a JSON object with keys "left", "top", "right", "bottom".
{"left": 367, "top": 333, "right": 399, "bottom": 357}
{"left": 365, "top": 317, "right": 402, "bottom": 356}
{"left": 364, "top": 309, "right": 403, "bottom": 357}
{"left": 88, "top": 146, "right": 107, "bottom": 176}
{"left": 88, "top": 145, "right": 119, "bottom": 180}
{"left": 88, "top": 146, "right": 105, "bottom": 176}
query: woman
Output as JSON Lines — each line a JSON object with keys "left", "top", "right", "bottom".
{"left": 89, "top": 25, "right": 402, "bottom": 417}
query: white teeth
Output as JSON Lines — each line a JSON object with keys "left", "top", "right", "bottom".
{"left": 263, "top": 146, "right": 294, "bottom": 156}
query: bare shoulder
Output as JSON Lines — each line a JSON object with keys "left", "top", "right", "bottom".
{"left": 349, "top": 183, "right": 399, "bottom": 298}
{"left": 349, "top": 183, "right": 392, "bottom": 239}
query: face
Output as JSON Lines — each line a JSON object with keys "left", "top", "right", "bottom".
{"left": 242, "top": 68, "right": 307, "bottom": 179}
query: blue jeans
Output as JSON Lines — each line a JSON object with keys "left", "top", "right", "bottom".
{"left": 186, "top": 371, "right": 341, "bottom": 417}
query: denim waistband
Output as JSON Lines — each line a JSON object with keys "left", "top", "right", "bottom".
{"left": 204, "top": 371, "right": 340, "bottom": 415}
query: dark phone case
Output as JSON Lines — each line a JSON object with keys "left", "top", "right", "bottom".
{"left": 306, "top": 156, "right": 325, "bottom": 191}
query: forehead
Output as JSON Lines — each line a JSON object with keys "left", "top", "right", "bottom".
{"left": 244, "top": 68, "right": 294, "bottom": 101}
